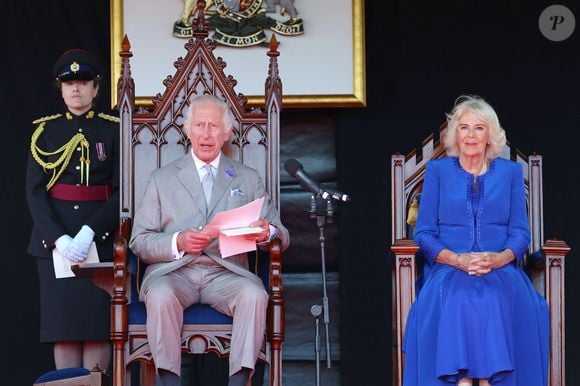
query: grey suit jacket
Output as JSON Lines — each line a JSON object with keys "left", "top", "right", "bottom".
{"left": 129, "top": 152, "right": 290, "bottom": 301}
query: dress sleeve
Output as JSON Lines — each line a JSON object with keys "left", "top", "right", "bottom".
{"left": 504, "top": 163, "right": 531, "bottom": 262}
{"left": 413, "top": 161, "right": 448, "bottom": 264}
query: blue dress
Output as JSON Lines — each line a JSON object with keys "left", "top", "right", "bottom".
{"left": 402, "top": 157, "right": 549, "bottom": 386}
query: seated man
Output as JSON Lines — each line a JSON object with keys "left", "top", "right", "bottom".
{"left": 129, "top": 94, "right": 290, "bottom": 386}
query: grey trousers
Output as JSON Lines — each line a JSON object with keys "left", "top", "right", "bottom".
{"left": 142, "top": 260, "right": 268, "bottom": 377}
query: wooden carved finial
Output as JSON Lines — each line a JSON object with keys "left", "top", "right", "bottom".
{"left": 267, "top": 34, "right": 280, "bottom": 58}
{"left": 121, "top": 34, "right": 131, "bottom": 52}
{"left": 265, "top": 33, "right": 282, "bottom": 108}
{"left": 269, "top": 34, "right": 279, "bottom": 51}
{"left": 191, "top": 0, "right": 209, "bottom": 38}
{"left": 117, "top": 34, "right": 134, "bottom": 110}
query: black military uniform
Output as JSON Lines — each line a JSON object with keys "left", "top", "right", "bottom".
{"left": 26, "top": 49, "right": 119, "bottom": 342}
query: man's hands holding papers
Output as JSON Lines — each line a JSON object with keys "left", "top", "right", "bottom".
{"left": 246, "top": 219, "right": 270, "bottom": 243}
{"left": 177, "top": 228, "right": 212, "bottom": 254}
{"left": 176, "top": 218, "right": 268, "bottom": 256}
{"left": 221, "top": 219, "right": 269, "bottom": 241}
{"left": 216, "top": 218, "right": 270, "bottom": 258}
{"left": 176, "top": 197, "right": 269, "bottom": 258}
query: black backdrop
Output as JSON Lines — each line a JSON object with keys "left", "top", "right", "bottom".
{"left": 2, "top": 1, "right": 579, "bottom": 386}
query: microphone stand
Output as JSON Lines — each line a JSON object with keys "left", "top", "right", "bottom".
{"left": 310, "top": 304, "right": 322, "bottom": 386}
{"left": 308, "top": 195, "right": 334, "bottom": 386}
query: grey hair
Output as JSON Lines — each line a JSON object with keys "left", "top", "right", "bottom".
{"left": 442, "top": 95, "right": 506, "bottom": 160}
{"left": 182, "top": 94, "right": 234, "bottom": 133}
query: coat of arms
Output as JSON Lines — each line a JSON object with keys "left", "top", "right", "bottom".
{"left": 173, "top": 0, "right": 304, "bottom": 46}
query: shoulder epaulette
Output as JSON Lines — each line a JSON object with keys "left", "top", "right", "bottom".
{"left": 32, "top": 114, "right": 62, "bottom": 125}
{"left": 98, "top": 112, "right": 120, "bottom": 123}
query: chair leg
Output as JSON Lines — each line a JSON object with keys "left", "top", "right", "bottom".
{"left": 140, "top": 361, "right": 157, "bottom": 386}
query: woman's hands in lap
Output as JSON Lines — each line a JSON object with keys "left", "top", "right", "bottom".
{"left": 462, "top": 250, "right": 515, "bottom": 276}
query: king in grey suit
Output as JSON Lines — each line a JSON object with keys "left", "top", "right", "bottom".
{"left": 129, "top": 95, "right": 290, "bottom": 386}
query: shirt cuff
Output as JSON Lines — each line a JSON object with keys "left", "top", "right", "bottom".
{"left": 171, "top": 232, "right": 185, "bottom": 260}
{"left": 257, "top": 225, "right": 277, "bottom": 246}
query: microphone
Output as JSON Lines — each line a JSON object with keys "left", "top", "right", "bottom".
{"left": 284, "top": 159, "right": 350, "bottom": 202}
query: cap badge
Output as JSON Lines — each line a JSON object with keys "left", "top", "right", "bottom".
{"left": 70, "top": 61, "right": 80, "bottom": 73}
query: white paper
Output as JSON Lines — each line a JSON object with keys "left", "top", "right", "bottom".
{"left": 52, "top": 242, "right": 100, "bottom": 279}
{"left": 205, "top": 197, "right": 265, "bottom": 258}
{"left": 220, "top": 226, "right": 263, "bottom": 237}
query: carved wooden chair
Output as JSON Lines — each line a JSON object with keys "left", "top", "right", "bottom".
{"left": 76, "top": 7, "right": 285, "bottom": 386}
{"left": 390, "top": 125, "right": 569, "bottom": 386}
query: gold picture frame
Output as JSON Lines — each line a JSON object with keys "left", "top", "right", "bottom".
{"left": 110, "top": 0, "right": 365, "bottom": 108}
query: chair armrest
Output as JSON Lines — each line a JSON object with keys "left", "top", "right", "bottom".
{"left": 111, "top": 234, "right": 129, "bottom": 332}
{"left": 391, "top": 238, "right": 420, "bottom": 386}
{"left": 113, "top": 216, "right": 131, "bottom": 303}
{"left": 266, "top": 237, "right": 284, "bottom": 385}
{"left": 541, "top": 238, "right": 570, "bottom": 386}
{"left": 268, "top": 238, "right": 283, "bottom": 294}
{"left": 112, "top": 216, "right": 130, "bottom": 337}
{"left": 391, "top": 239, "right": 420, "bottom": 324}
{"left": 267, "top": 238, "right": 283, "bottom": 339}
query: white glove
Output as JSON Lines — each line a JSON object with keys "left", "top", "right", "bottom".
{"left": 55, "top": 234, "right": 85, "bottom": 263}
{"left": 71, "top": 225, "right": 95, "bottom": 256}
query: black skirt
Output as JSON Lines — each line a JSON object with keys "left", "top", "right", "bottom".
{"left": 36, "top": 258, "right": 110, "bottom": 342}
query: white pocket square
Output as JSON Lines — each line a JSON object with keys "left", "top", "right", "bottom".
{"left": 230, "top": 188, "right": 245, "bottom": 197}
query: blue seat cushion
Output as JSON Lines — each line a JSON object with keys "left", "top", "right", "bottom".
{"left": 128, "top": 302, "right": 233, "bottom": 324}
{"left": 34, "top": 367, "right": 90, "bottom": 383}
{"left": 127, "top": 249, "right": 269, "bottom": 325}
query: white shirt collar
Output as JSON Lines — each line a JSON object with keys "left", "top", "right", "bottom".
{"left": 191, "top": 150, "right": 221, "bottom": 173}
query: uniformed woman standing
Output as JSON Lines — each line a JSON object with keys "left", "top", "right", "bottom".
{"left": 26, "top": 49, "right": 119, "bottom": 372}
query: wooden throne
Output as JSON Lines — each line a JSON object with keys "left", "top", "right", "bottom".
{"left": 390, "top": 125, "right": 569, "bottom": 386}
{"left": 103, "top": 4, "right": 284, "bottom": 386}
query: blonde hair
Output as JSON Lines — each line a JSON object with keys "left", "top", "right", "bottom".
{"left": 442, "top": 95, "right": 506, "bottom": 160}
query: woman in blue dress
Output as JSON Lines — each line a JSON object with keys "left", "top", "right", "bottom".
{"left": 402, "top": 95, "right": 549, "bottom": 386}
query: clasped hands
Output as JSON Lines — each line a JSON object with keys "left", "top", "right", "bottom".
{"left": 55, "top": 225, "right": 95, "bottom": 263}
{"left": 455, "top": 250, "right": 514, "bottom": 276}
{"left": 177, "top": 219, "right": 270, "bottom": 254}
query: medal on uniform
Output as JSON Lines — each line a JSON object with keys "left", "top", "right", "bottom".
{"left": 96, "top": 142, "right": 106, "bottom": 161}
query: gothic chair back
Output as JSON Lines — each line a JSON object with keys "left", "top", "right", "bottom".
{"left": 111, "top": 9, "right": 284, "bottom": 386}
{"left": 390, "top": 124, "right": 569, "bottom": 386}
